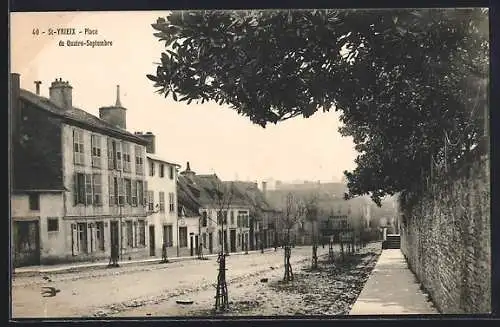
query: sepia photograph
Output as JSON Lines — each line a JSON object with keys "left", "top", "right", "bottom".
{"left": 9, "top": 8, "right": 490, "bottom": 319}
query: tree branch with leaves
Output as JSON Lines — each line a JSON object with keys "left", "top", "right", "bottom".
{"left": 148, "top": 9, "right": 488, "bottom": 207}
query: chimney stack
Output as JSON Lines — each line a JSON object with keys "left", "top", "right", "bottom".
{"left": 141, "top": 131, "right": 156, "bottom": 154}
{"left": 49, "top": 78, "right": 73, "bottom": 109}
{"left": 34, "top": 81, "right": 42, "bottom": 95}
{"left": 99, "top": 85, "right": 127, "bottom": 129}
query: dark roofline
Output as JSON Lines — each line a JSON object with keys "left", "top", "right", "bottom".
{"left": 20, "top": 90, "right": 148, "bottom": 145}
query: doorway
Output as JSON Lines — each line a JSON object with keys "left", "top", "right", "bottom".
{"left": 230, "top": 229, "right": 236, "bottom": 252}
{"left": 190, "top": 234, "right": 194, "bottom": 256}
{"left": 149, "top": 225, "right": 155, "bottom": 256}
{"left": 13, "top": 220, "right": 40, "bottom": 267}
{"left": 110, "top": 221, "right": 119, "bottom": 258}
{"left": 208, "top": 233, "right": 213, "bottom": 254}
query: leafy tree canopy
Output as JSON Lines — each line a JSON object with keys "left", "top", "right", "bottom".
{"left": 148, "top": 9, "right": 489, "bottom": 206}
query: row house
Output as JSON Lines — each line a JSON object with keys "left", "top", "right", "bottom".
{"left": 177, "top": 163, "right": 252, "bottom": 255}
{"left": 139, "top": 131, "right": 180, "bottom": 257}
{"left": 10, "top": 73, "right": 151, "bottom": 266}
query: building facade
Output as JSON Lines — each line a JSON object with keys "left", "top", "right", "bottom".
{"left": 177, "top": 163, "right": 252, "bottom": 255}
{"left": 141, "top": 135, "right": 180, "bottom": 257}
{"left": 11, "top": 73, "right": 151, "bottom": 266}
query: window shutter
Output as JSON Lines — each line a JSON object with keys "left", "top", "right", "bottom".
{"left": 71, "top": 224, "right": 79, "bottom": 255}
{"left": 107, "top": 138, "right": 113, "bottom": 169}
{"left": 73, "top": 173, "right": 78, "bottom": 205}
{"left": 109, "top": 175, "right": 115, "bottom": 206}
{"left": 143, "top": 181, "right": 148, "bottom": 206}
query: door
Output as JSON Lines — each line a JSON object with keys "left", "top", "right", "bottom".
{"left": 110, "top": 221, "right": 119, "bottom": 256}
{"left": 230, "top": 229, "right": 236, "bottom": 252}
{"left": 149, "top": 225, "right": 155, "bottom": 256}
{"left": 190, "top": 234, "right": 194, "bottom": 256}
{"left": 13, "top": 220, "right": 40, "bottom": 267}
{"left": 208, "top": 233, "right": 213, "bottom": 254}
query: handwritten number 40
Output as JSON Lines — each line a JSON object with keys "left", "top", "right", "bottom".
{"left": 32, "top": 28, "right": 39, "bottom": 35}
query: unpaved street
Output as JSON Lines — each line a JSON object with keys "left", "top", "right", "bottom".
{"left": 12, "top": 246, "right": 330, "bottom": 318}
{"left": 114, "top": 242, "right": 381, "bottom": 317}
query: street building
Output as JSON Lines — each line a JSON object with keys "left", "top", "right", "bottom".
{"left": 139, "top": 131, "right": 180, "bottom": 258}
{"left": 11, "top": 73, "right": 150, "bottom": 266}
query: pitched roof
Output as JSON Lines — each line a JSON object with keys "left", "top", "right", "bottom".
{"left": 19, "top": 89, "right": 148, "bottom": 145}
{"left": 146, "top": 153, "right": 180, "bottom": 167}
{"left": 176, "top": 175, "right": 201, "bottom": 217}
{"left": 230, "top": 181, "right": 276, "bottom": 212}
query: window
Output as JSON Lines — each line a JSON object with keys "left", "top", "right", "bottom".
{"left": 137, "top": 180, "right": 144, "bottom": 206}
{"left": 179, "top": 227, "right": 188, "bottom": 248}
{"left": 131, "top": 180, "right": 137, "bottom": 206}
{"left": 107, "top": 138, "right": 114, "bottom": 169}
{"left": 123, "top": 143, "right": 131, "bottom": 172}
{"left": 202, "top": 211, "right": 208, "bottom": 227}
{"left": 135, "top": 145, "right": 144, "bottom": 175}
{"left": 95, "top": 221, "right": 105, "bottom": 251}
{"left": 47, "top": 218, "right": 58, "bottom": 232}
{"left": 148, "top": 191, "right": 154, "bottom": 211}
{"left": 115, "top": 141, "right": 122, "bottom": 170}
{"left": 126, "top": 221, "right": 133, "bottom": 247}
{"left": 217, "top": 210, "right": 227, "bottom": 225}
{"left": 77, "top": 222, "right": 88, "bottom": 253}
{"left": 237, "top": 211, "right": 249, "bottom": 227}
{"left": 73, "top": 129, "right": 85, "bottom": 165}
{"left": 169, "top": 166, "right": 174, "bottom": 180}
{"left": 138, "top": 220, "right": 146, "bottom": 246}
{"left": 85, "top": 173, "right": 93, "bottom": 205}
{"left": 117, "top": 177, "right": 125, "bottom": 205}
{"left": 159, "top": 192, "right": 165, "bottom": 212}
{"left": 160, "top": 164, "right": 164, "bottom": 178}
{"left": 163, "top": 225, "right": 173, "bottom": 246}
{"left": 92, "top": 174, "right": 102, "bottom": 205}
{"left": 149, "top": 160, "right": 155, "bottom": 177}
{"left": 230, "top": 211, "right": 234, "bottom": 225}
{"left": 91, "top": 134, "right": 102, "bottom": 168}
{"left": 168, "top": 192, "right": 175, "bottom": 212}
{"left": 125, "top": 178, "right": 132, "bottom": 205}
{"left": 108, "top": 175, "right": 116, "bottom": 206}
{"left": 74, "top": 173, "right": 85, "bottom": 205}
{"left": 28, "top": 193, "right": 39, "bottom": 211}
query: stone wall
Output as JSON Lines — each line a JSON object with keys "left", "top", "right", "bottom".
{"left": 400, "top": 154, "right": 490, "bottom": 313}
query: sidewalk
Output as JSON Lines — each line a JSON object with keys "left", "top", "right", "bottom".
{"left": 14, "top": 247, "right": 277, "bottom": 276}
{"left": 349, "top": 249, "right": 439, "bottom": 315}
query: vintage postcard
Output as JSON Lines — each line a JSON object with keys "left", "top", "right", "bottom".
{"left": 9, "top": 9, "right": 490, "bottom": 319}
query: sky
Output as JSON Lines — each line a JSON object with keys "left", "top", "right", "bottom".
{"left": 10, "top": 11, "right": 358, "bottom": 185}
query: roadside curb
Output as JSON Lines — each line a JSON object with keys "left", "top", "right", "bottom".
{"left": 13, "top": 248, "right": 280, "bottom": 276}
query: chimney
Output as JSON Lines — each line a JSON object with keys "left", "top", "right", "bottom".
{"left": 99, "top": 85, "right": 127, "bottom": 129}
{"left": 261, "top": 181, "right": 267, "bottom": 198}
{"left": 49, "top": 78, "right": 73, "bottom": 109}
{"left": 34, "top": 81, "right": 42, "bottom": 95}
{"left": 141, "top": 131, "right": 156, "bottom": 154}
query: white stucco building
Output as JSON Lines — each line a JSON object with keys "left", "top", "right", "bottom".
{"left": 141, "top": 133, "right": 180, "bottom": 257}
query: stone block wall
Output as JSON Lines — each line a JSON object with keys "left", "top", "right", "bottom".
{"left": 400, "top": 155, "right": 490, "bottom": 313}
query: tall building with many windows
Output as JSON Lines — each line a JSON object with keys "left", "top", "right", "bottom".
{"left": 10, "top": 73, "right": 150, "bottom": 266}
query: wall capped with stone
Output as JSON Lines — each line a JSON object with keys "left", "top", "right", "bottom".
{"left": 400, "top": 154, "right": 490, "bottom": 313}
